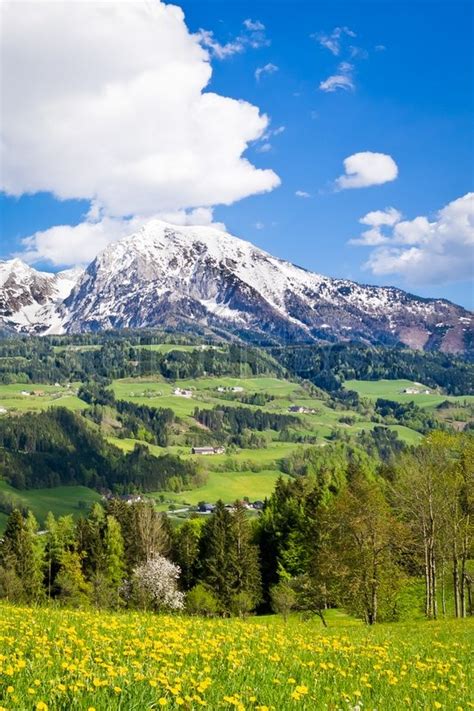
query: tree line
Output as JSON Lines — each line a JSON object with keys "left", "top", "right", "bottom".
{"left": 1, "top": 431, "right": 472, "bottom": 622}
{"left": 272, "top": 343, "right": 474, "bottom": 396}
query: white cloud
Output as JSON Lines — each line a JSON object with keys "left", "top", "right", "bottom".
{"left": 255, "top": 221, "right": 265, "bottom": 230}
{"left": 20, "top": 208, "right": 226, "bottom": 267}
{"left": 197, "top": 18, "right": 269, "bottom": 58}
{"left": 360, "top": 207, "right": 402, "bottom": 227}
{"left": 312, "top": 26, "right": 356, "bottom": 56}
{"left": 196, "top": 29, "right": 245, "bottom": 59}
{"left": 319, "top": 62, "right": 355, "bottom": 93}
{"left": 350, "top": 207, "right": 402, "bottom": 246}
{"left": 272, "top": 126, "right": 286, "bottom": 136}
{"left": 256, "top": 143, "right": 272, "bottom": 153}
{"left": 197, "top": 19, "right": 269, "bottom": 59}
{"left": 1, "top": 1, "right": 280, "bottom": 230}
{"left": 255, "top": 63, "right": 279, "bottom": 82}
{"left": 355, "top": 193, "right": 474, "bottom": 284}
{"left": 335, "top": 152, "right": 398, "bottom": 189}
{"left": 295, "top": 190, "right": 311, "bottom": 198}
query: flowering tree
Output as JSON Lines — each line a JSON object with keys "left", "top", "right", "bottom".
{"left": 133, "top": 555, "right": 185, "bottom": 611}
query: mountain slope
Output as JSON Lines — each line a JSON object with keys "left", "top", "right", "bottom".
{"left": 0, "top": 259, "right": 83, "bottom": 334}
{"left": 1, "top": 221, "right": 472, "bottom": 353}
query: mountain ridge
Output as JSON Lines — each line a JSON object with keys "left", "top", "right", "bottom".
{"left": 1, "top": 220, "right": 472, "bottom": 354}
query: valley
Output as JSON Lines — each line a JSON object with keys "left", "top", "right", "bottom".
{"left": 0, "top": 335, "right": 472, "bottom": 529}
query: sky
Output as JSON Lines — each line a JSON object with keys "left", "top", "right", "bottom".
{"left": 1, "top": 0, "right": 473, "bottom": 308}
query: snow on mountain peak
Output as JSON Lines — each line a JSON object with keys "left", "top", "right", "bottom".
{"left": 1, "top": 220, "right": 472, "bottom": 354}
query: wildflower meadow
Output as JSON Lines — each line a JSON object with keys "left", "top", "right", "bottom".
{"left": 0, "top": 603, "right": 472, "bottom": 710}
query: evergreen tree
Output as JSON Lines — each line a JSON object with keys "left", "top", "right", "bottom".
{"left": 0, "top": 509, "right": 44, "bottom": 602}
{"left": 199, "top": 501, "right": 237, "bottom": 613}
{"left": 172, "top": 518, "right": 203, "bottom": 591}
{"left": 229, "top": 502, "right": 262, "bottom": 614}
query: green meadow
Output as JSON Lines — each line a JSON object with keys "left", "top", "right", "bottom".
{"left": 0, "top": 603, "right": 472, "bottom": 710}
{"left": 0, "top": 481, "right": 101, "bottom": 531}
{"left": 344, "top": 378, "right": 474, "bottom": 409}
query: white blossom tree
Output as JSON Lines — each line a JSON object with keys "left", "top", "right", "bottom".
{"left": 133, "top": 555, "right": 185, "bottom": 611}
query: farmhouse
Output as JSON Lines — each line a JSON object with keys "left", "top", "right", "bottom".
{"left": 191, "top": 446, "right": 225, "bottom": 455}
{"left": 288, "top": 405, "right": 316, "bottom": 414}
{"left": 173, "top": 387, "right": 193, "bottom": 398}
{"left": 402, "top": 387, "right": 431, "bottom": 395}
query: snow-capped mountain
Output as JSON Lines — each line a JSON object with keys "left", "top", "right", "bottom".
{"left": 1, "top": 221, "right": 472, "bottom": 353}
{"left": 0, "top": 259, "right": 83, "bottom": 334}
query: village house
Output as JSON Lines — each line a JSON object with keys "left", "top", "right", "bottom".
{"left": 288, "top": 405, "right": 316, "bottom": 414}
{"left": 173, "top": 387, "right": 193, "bottom": 398}
{"left": 191, "top": 446, "right": 225, "bottom": 455}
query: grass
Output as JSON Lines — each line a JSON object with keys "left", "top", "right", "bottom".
{"left": 344, "top": 378, "right": 474, "bottom": 410}
{"left": 134, "top": 344, "right": 217, "bottom": 353}
{"left": 152, "top": 469, "right": 289, "bottom": 506}
{"left": 0, "top": 481, "right": 101, "bottom": 531}
{"left": 0, "top": 602, "right": 472, "bottom": 710}
{"left": 0, "top": 382, "right": 87, "bottom": 413}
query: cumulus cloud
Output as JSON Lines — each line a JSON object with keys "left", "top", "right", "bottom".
{"left": 1, "top": 0, "right": 280, "bottom": 260}
{"left": 255, "top": 63, "right": 279, "bottom": 81}
{"left": 20, "top": 208, "right": 226, "bottom": 267}
{"left": 349, "top": 208, "right": 402, "bottom": 246}
{"left": 353, "top": 193, "right": 474, "bottom": 285}
{"left": 295, "top": 190, "right": 311, "bottom": 198}
{"left": 319, "top": 62, "right": 355, "bottom": 92}
{"left": 360, "top": 207, "right": 402, "bottom": 227}
{"left": 335, "top": 152, "right": 398, "bottom": 189}
{"left": 312, "top": 26, "right": 356, "bottom": 56}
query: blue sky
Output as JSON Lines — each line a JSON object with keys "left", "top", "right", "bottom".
{"left": 1, "top": 0, "right": 473, "bottom": 307}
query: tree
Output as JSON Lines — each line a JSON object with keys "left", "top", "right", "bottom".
{"left": 132, "top": 555, "right": 184, "bottom": 611}
{"left": 44, "top": 513, "right": 76, "bottom": 598}
{"left": 0, "top": 509, "right": 44, "bottom": 603}
{"left": 270, "top": 581, "right": 297, "bottom": 622}
{"left": 172, "top": 518, "right": 203, "bottom": 590}
{"left": 55, "top": 550, "right": 92, "bottom": 607}
{"left": 104, "top": 515, "right": 126, "bottom": 597}
{"left": 186, "top": 583, "right": 219, "bottom": 616}
{"left": 229, "top": 502, "right": 262, "bottom": 613}
{"left": 323, "top": 475, "right": 405, "bottom": 624}
{"left": 199, "top": 501, "right": 237, "bottom": 613}
{"left": 393, "top": 434, "right": 474, "bottom": 619}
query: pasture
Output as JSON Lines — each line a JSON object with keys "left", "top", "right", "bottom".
{"left": 0, "top": 603, "right": 471, "bottom": 710}
{"left": 344, "top": 378, "right": 474, "bottom": 409}
{"left": 0, "top": 481, "right": 101, "bottom": 531}
{"left": 0, "top": 382, "right": 87, "bottom": 413}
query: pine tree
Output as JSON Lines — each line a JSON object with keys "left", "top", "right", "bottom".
{"left": 0, "top": 509, "right": 44, "bottom": 603}
{"left": 172, "top": 518, "right": 202, "bottom": 590}
{"left": 229, "top": 502, "right": 261, "bottom": 615}
{"left": 199, "top": 501, "right": 236, "bottom": 613}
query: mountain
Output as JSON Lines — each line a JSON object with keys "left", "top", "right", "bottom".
{"left": 1, "top": 221, "right": 472, "bottom": 353}
{"left": 0, "top": 259, "right": 83, "bottom": 334}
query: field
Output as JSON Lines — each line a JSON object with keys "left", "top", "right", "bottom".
{"left": 0, "top": 603, "right": 472, "bottom": 710}
{"left": 0, "top": 382, "right": 87, "bottom": 413}
{"left": 152, "top": 469, "right": 290, "bottom": 507}
{"left": 0, "top": 481, "right": 101, "bottom": 531}
{"left": 344, "top": 378, "right": 474, "bottom": 410}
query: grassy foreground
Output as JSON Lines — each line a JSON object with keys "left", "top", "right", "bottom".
{"left": 0, "top": 604, "right": 472, "bottom": 710}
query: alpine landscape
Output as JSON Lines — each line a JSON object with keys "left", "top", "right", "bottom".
{"left": 0, "top": 1, "right": 473, "bottom": 710}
